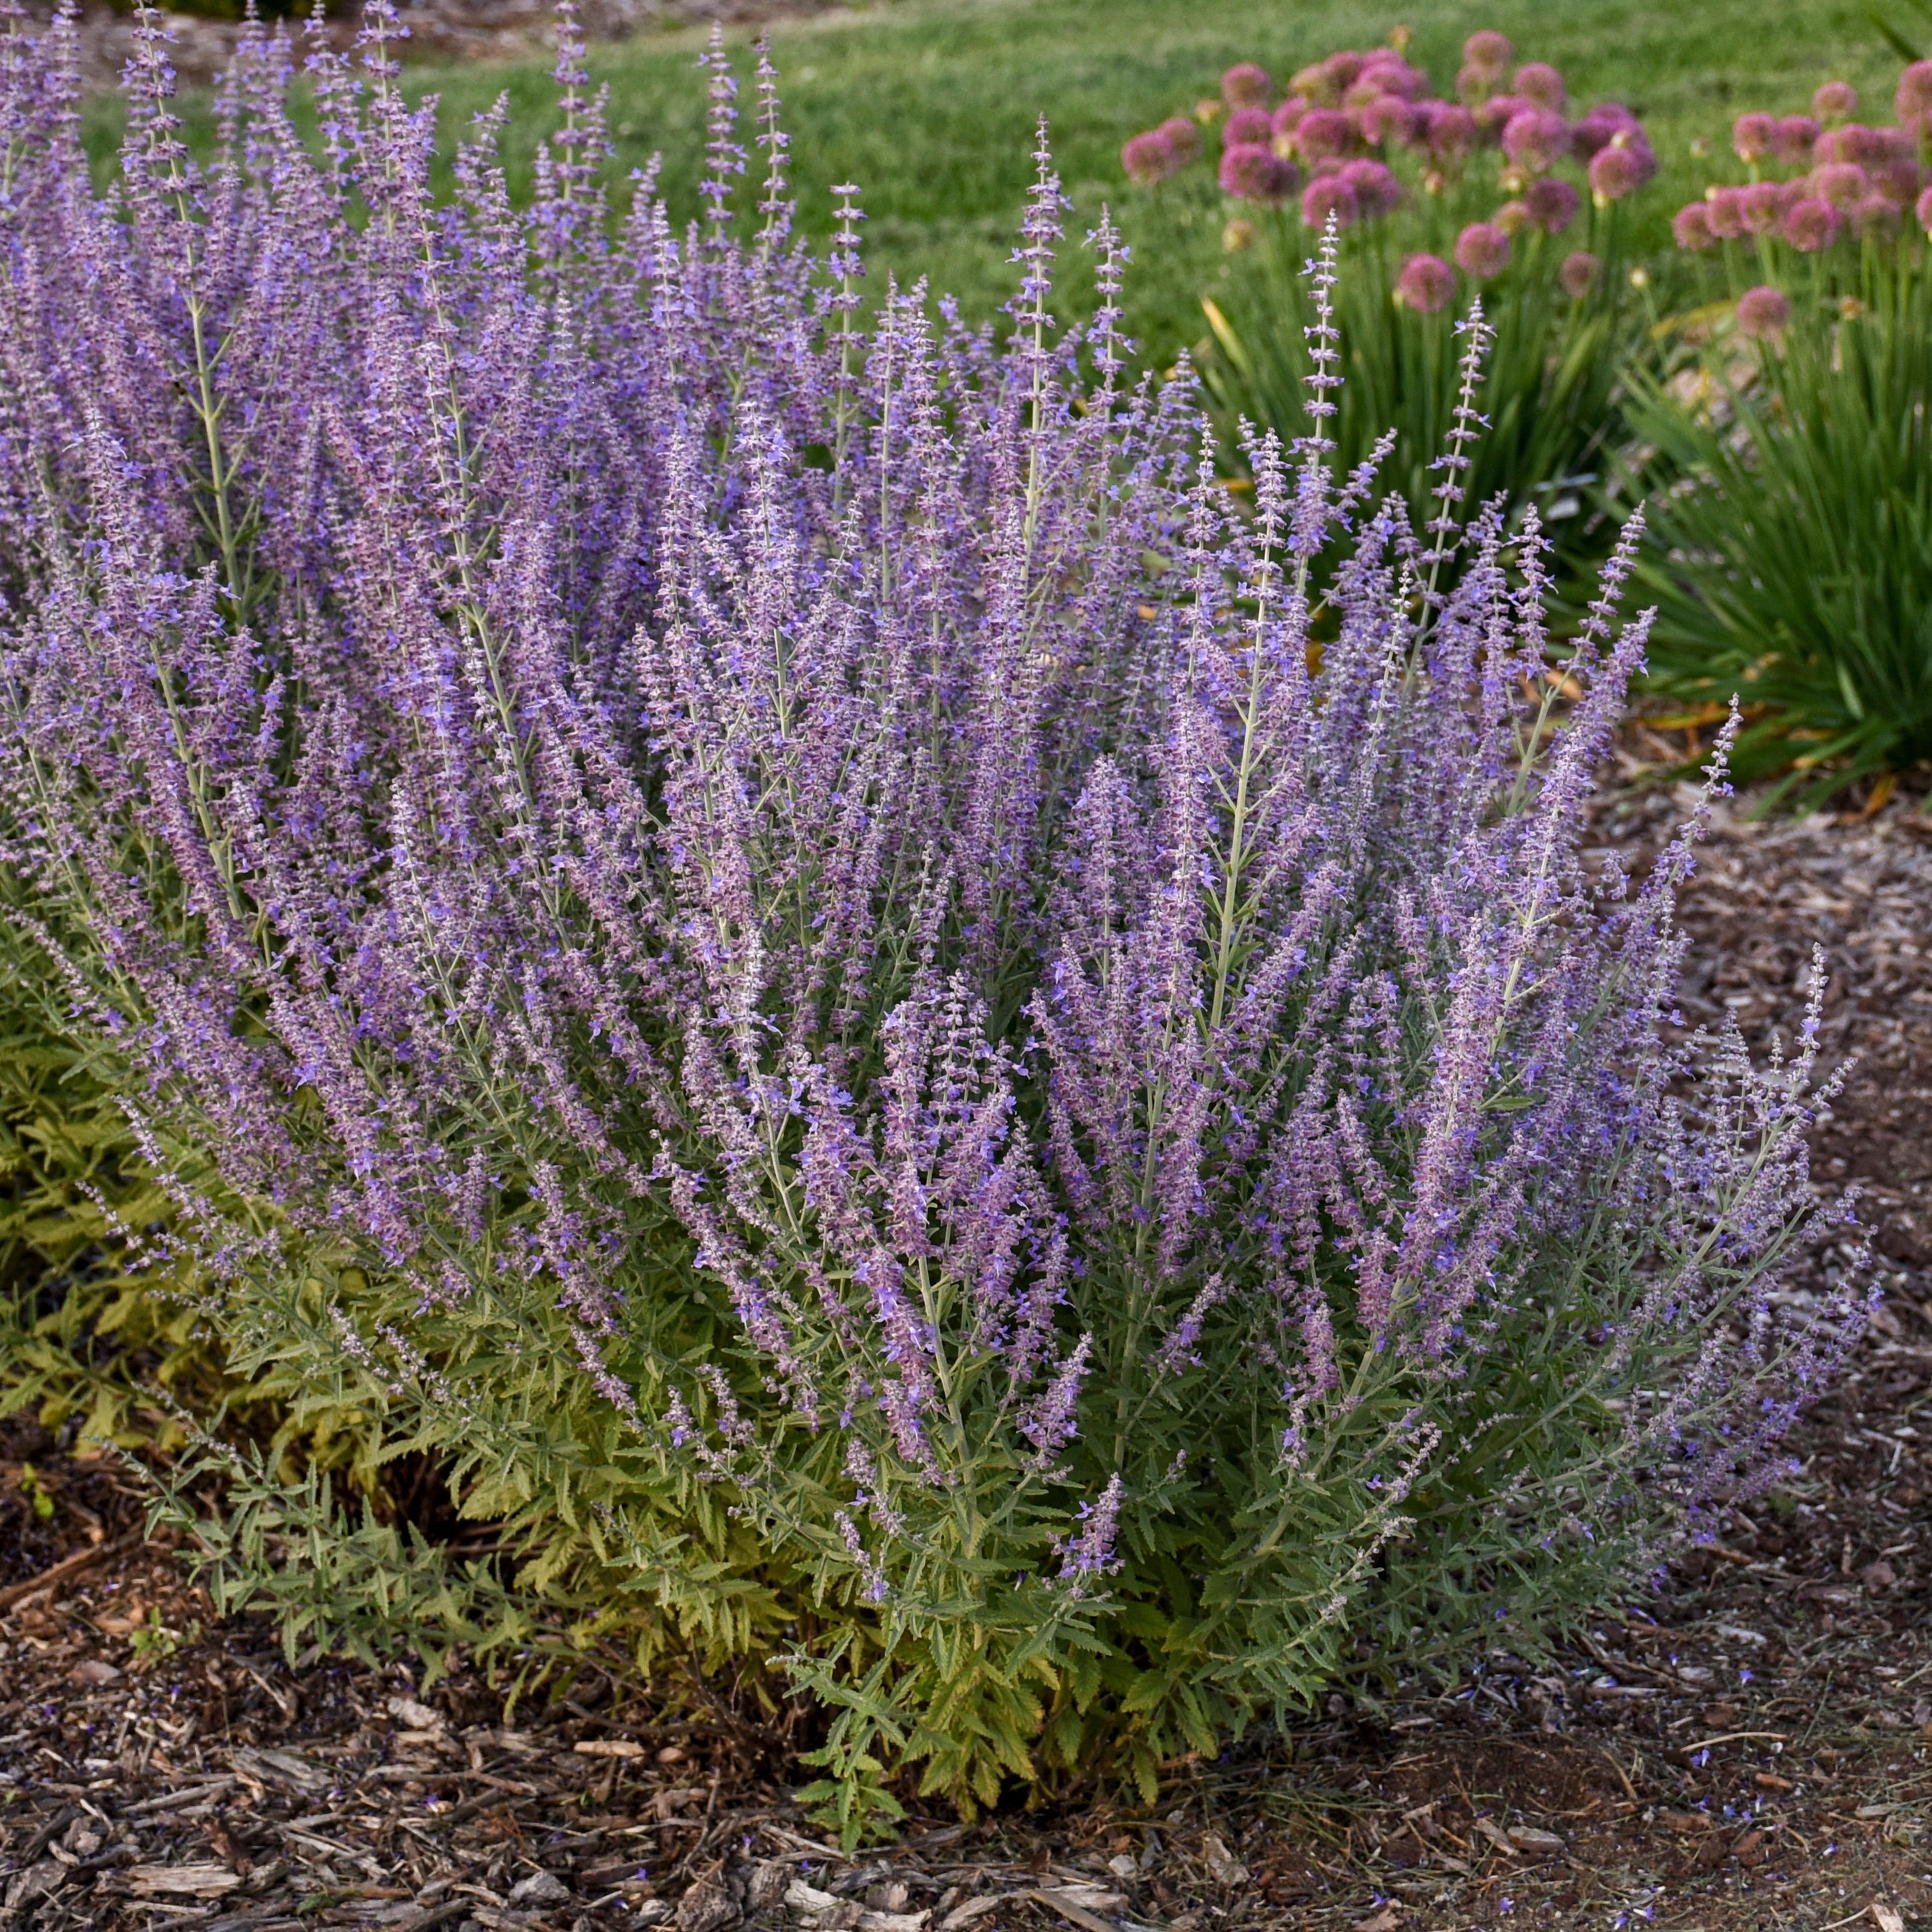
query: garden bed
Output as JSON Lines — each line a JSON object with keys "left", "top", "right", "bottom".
{"left": 3, "top": 760, "right": 1929, "bottom": 1932}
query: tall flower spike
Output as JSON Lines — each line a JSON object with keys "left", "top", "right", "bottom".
{"left": 698, "top": 25, "right": 743, "bottom": 248}
{"left": 753, "top": 39, "right": 792, "bottom": 254}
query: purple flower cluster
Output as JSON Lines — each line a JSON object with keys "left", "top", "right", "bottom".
{"left": 1674, "top": 60, "right": 1932, "bottom": 259}
{"left": 0, "top": 3, "right": 1867, "bottom": 1793}
{"left": 1120, "top": 31, "right": 1656, "bottom": 321}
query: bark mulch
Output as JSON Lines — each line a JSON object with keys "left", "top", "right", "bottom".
{"left": 4, "top": 760, "right": 1931, "bottom": 1932}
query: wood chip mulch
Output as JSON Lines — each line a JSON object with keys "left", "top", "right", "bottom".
{"left": 5, "top": 753, "right": 1932, "bottom": 1932}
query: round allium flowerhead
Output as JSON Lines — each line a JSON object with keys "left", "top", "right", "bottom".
{"left": 1223, "top": 105, "right": 1275, "bottom": 149}
{"left": 1920, "top": 182, "right": 1932, "bottom": 233}
{"left": 1672, "top": 201, "right": 1717, "bottom": 249}
{"left": 1739, "top": 181, "right": 1784, "bottom": 232}
{"left": 1463, "top": 29, "right": 1514, "bottom": 78}
{"left": 1222, "top": 217, "right": 1258, "bottom": 252}
{"left": 1772, "top": 114, "right": 1822, "bottom": 164}
{"left": 1852, "top": 192, "right": 1902, "bottom": 242}
{"left": 1469, "top": 89, "right": 1520, "bottom": 132}
{"left": 1219, "top": 142, "right": 1294, "bottom": 204}
{"left": 1270, "top": 96, "right": 1308, "bottom": 140}
{"left": 1340, "top": 157, "right": 1404, "bottom": 215}
{"left": 1570, "top": 100, "right": 1641, "bottom": 160}
{"left": 1513, "top": 61, "right": 1567, "bottom": 112}
{"left": 1222, "top": 62, "right": 1272, "bottom": 110}
{"left": 1159, "top": 115, "right": 1203, "bottom": 164}
{"left": 1588, "top": 143, "right": 1643, "bottom": 202}
{"left": 1898, "top": 59, "right": 1932, "bottom": 128}
{"left": 1525, "top": 175, "right": 1581, "bottom": 232}
{"left": 1455, "top": 219, "right": 1512, "bottom": 277}
{"left": 1121, "top": 130, "right": 1179, "bottom": 185}
{"left": 1320, "top": 49, "right": 1369, "bottom": 98}
{"left": 1733, "top": 112, "right": 1776, "bottom": 163}
{"left": 1782, "top": 194, "right": 1844, "bottom": 250}
{"left": 1393, "top": 251, "right": 1456, "bottom": 312}
{"left": 1425, "top": 102, "right": 1479, "bottom": 160}
{"left": 1302, "top": 172, "right": 1361, "bottom": 228}
{"left": 1558, "top": 249, "right": 1601, "bottom": 297}
{"left": 1360, "top": 93, "right": 1419, "bottom": 147}
{"left": 1294, "top": 106, "right": 1361, "bottom": 160}
{"left": 1503, "top": 107, "right": 1571, "bottom": 172}
{"left": 1493, "top": 197, "right": 1530, "bottom": 235}
{"left": 1705, "top": 185, "right": 1749, "bottom": 239}
{"left": 1455, "top": 62, "right": 1493, "bottom": 106}
{"left": 1813, "top": 79, "right": 1858, "bottom": 122}
{"left": 1812, "top": 160, "right": 1870, "bottom": 208}
{"left": 1734, "top": 284, "right": 1790, "bottom": 340}
{"left": 1872, "top": 158, "right": 1925, "bottom": 206}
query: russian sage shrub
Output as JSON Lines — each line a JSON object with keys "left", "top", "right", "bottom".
{"left": 0, "top": 2, "right": 1868, "bottom": 1825}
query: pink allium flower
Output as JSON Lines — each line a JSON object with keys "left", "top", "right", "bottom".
{"left": 1363, "top": 55, "right": 1429, "bottom": 100}
{"left": 1270, "top": 96, "right": 1308, "bottom": 140}
{"left": 1919, "top": 183, "right": 1932, "bottom": 233}
{"left": 1159, "top": 116, "right": 1203, "bottom": 164}
{"left": 1294, "top": 107, "right": 1360, "bottom": 160}
{"left": 1393, "top": 251, "right": 1456, "bottom": 312}
{"left": 1772, "top": 114, "right": 1821, "bottom": 164}
{"left": 1782, "top": 195, "right": 1843, "bottom": 250}
{"left": 1359, "top": 94, "right": 1419, "bottom": 147}
{"left": 1222, "top": 63, "right": 1273, "bottom": 110}
{"left": 1558, "top": 249, "right": 1601, "bottom": 298}
{"left": 1734, "top": 285, "right": 1790, "bottom": 340}
{"left": 1425, "top": 102, "right": 1479, "bottom": 160}
{"left": 1223, "top": 106, "right": 1275, "bottom": 149}
{"left": 1898, "top": 59, "right": 1932, "bottom": 128}
{"left": 1673, "top": 201, "right": 1717, "bottom": 249}
{"left": 1455, "top": 220, "right": 1511, "bottom": 277}
{"left": 1733, "top": 112, "right": 1776, "bottom": 163}
{"left": 1852, "top": 192, "right": 1901, "bottom": 242}
{"left": 1503, "top": 108, "right": 1571, "bottom": 173}
{"left": 1463, "top": 30, "right": 1513, "bottom": 78}
{"left": 1121, "top": 130, "right": 1179, "bottom": 185}
{"left": 1493, "top": 197, "right": 1530, "bottom": 235}
{"left": 1340, "top": 157, "right": 1403, "bottom": 215}
{"left": 1318, "top": 50, "right": 1368, "bottom": 98}
{"left": 1739, "top": 181, "right": 1784, "bottom": 232}
{"left": 1301, "top": 172, "right": 1360, "bottom": 228}
{"left": 1473, "top": 93, "right": 1528, "bottom": 143}
{"left": 1455, "top": 62, "right": 1492, "bottom": 106}
{"left": 1705, "top": 185, "right": 1749, "bottom": 239}
{"left": 1219, "top": 143, "right": 1295, "bottom": 205}
{"left": 1525, "top": 175, "right": 1580, "bottom": 232}
{"left": 1812, "top": 80, "right": 1858, "bottom": 122}
{"left": 1513, "top": 62, "right": 1567, "bottom": 112}
{"left": 1570, "top": 101, "right": 1641, "bottom": 160}
{"left": 1812, "top": 160, "right": 1870, "bottom": 208}
{"left": 1588, "top": 142, "right": 1646, "bottom": 201}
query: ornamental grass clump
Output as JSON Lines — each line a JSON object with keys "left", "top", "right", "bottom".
{"left": 0, "top": 1, "right": 1868, "bottom": 1829}
{"left": 1628, "top": 59, "right": 1932, "bottom": 806}
{"left": 1121, "top": 32, "right": 1658, "bottom": 569}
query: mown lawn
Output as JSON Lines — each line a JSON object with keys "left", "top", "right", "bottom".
{"left": 88, "top": 0, "right": 1909, "bottom": 366}
{"left": 407, "top": 0, "right": 1904, "bottom": 364}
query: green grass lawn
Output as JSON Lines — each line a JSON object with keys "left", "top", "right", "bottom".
{"left": 86, "top": 0, "right": 1911, "bottom": 366}
{"left": 396, "top": 0, "right": 1907, "bottom": 366}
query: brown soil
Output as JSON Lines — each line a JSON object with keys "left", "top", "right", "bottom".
{"left": 3, "top": 754, "right": 1931, "bottom": 1932}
